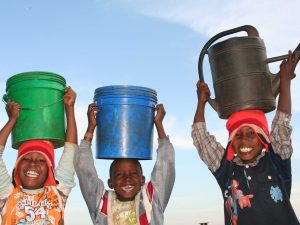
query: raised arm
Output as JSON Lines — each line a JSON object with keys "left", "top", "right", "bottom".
{"left": 193, "top": 81, "right": 210, "bottom": 123}
{"left": 277, "top": 51, "right": 299, "bottom": 114}
{"left": 270, "top": 51, "right": 299, "bottom": 160}
{"left": 83, "top": 102, "right": 98, "bottom": 142}
{"left": 0, "top": 102, "right": 20, "bottom": 147}
{"left": 0, "top": 102, "right": 20, "bottom": 200}
{"left": 64, "top": 86, "right": 78, "bottom": 144}
{"left": 55, "top": 87, "right": 78, "bottom": 200}
{"left": 192, "top": 81, "right": 225, "bottom": 172}
{"left": 74, "top": 103, "right": 105, "bottom": 222}
{"left": 151, "top": 104, "right": 175, "bottom": 210}
{"left": 154, "top": 104, "right": 167, "bottom": 139}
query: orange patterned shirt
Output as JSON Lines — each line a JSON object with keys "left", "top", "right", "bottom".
{"left": 1, "top": 186, "right": 64, "bottom": 225}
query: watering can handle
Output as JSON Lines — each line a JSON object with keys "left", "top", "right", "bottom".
{"left": 197, "top": 25, "right": 259, "bottom": 111}
{"left": 198, "top": 25, "right": 259, "bottom": 82}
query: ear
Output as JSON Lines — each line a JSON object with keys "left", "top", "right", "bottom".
{"left": 11, "top": 169, "right": 16, "bottom": 187}
{"left": 108, "top": 178, "right": 113, "bottom": 189}
{"left": 141, "top": 175, "right": 145, "bottom": 185}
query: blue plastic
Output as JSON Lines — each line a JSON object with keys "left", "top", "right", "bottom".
{"left": 94, "top": 85, "right": 157, "bottom": 159}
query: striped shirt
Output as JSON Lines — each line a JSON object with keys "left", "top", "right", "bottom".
{"left": 191, "top": 111, "right": 293, "bottom": 172}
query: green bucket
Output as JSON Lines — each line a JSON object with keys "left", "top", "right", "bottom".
{"left": 4, "top": 71, "right": 66, "bottom": 149}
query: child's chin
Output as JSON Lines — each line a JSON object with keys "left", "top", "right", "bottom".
{"left": 22, "top": 183, "right": 44, "bottom": 189}
{"left": 117, "top": 194, "right": 136, "bottom": 202}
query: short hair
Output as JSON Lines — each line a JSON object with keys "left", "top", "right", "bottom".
{"left": 109, "top": 159, "right": 143, "bottom": 178}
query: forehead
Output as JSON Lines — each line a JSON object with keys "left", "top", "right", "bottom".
{"left": 236, "top": 126, "right": 255, "bottom": 132}
{"left": 112, "top": 159, "right": 141, "bottom": 172}
{"left": 21, "top": 151, "right": 46, "bottom": 159}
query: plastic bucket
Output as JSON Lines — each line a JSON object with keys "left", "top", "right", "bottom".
{"left": 94, "top": 85, "right": 157, "bottom": 159}
{"left": 4, "top": 71, "right": 66, "bottom": 149}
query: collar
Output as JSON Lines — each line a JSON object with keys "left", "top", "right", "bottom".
{"left": 233, "top": 148, "right": 267, "bottom": 167}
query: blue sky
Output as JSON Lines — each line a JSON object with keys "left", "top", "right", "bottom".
{"left": 0, "top": 1, "right": 299, "bottom": 224}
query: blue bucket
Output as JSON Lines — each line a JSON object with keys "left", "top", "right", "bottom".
{"left": 94, "top": 85, "right": 157, "bottom": 159}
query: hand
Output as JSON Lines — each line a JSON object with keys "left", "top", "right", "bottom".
{"left": 196, "top": 81, "right": 210, "bottom": 104}
{"left": 279, "top": 50, "right": 299, "bottom": 82}
{"left": 154, "top": 104, "right": 166, "bottom": 126}
{"left": 238, "top": 194, "right": 254, "bottom": 209}
{"left": 6, "top": 101, "right": 21, "bottom": 121}
{"left": 87, "top": 103, "right": 98, "bottom": 131}
{"left": 63, "top": 86, "right": 76, "bottom": 107}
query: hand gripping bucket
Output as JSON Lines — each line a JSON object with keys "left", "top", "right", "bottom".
{"left": 4, "top": 71, "right": 66, "bottom": 149}
{"left": 94, "top": 85, "right": 157, "bottom": 159}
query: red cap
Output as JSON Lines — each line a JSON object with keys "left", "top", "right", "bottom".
{"left": 14, "top": 140, "right": 57, "bottom": 187}
{"left": 226, "top": 110, "right": 270, "bottom": 161}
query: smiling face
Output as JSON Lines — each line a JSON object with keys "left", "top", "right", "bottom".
{"left": 231, "top": 126, "right": 264, "bottom": 163}
{"left": 16, "top": 152, "right": 49, "bottom": 189}
{"left": 108, "top": 159, "right": 145, "bottom": 202}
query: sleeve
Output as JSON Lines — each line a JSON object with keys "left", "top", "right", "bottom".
{"left": 191, "top": 122, "right": 225, "bottom": 172}
{"left": 270, "top": 110, "right": 293, "bottom": 159}
{"left": 150, "top": 136, "right": 175, "bottom": 211}
{"left": 55, "top": 142, "right": 77, "bottom": 200}
{"left": 0, "top": 145, "right": 14, "bottom": 213}
{"left": 74, "top": 140, "right": 105, "bottom": 221}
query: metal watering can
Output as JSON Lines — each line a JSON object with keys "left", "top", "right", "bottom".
{"left": 198, "top": 25, "right": 299, "bottom": 119}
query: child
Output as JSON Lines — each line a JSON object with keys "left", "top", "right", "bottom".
{"left": 192, "top": 51, "right": 299, "bottom": 225}
{"left": 74, "top": 103, "right": 175, "bottom": 225}
{"left": 0, "top": 87, "right": 78, "bottom": 225}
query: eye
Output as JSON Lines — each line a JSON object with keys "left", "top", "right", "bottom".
{"left": 38, "top": 159, "right": 46, "bottom": 165}
{"left": 235, "top": 132, "right": 241, "bottom": 139}
{"left": 114, "top": 172, "right": 123, "bottom": 178}
{"left": 131, "top": 171, "right": 138, "bottom": 176}
{"left": 22, "top": 157, "right": 31, "bottom": 162}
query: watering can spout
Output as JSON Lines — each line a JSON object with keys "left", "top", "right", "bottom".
{"left": 208, "top": 99, "right": 218, "bottom": 112}
{"left": 271, "top": 73, "right": 280, "bottom": 97}
{"left": 266, "top": 43, "right": 300, "bottom": 64}
{"left": 270, "top": 72, "right": 296, "bottom": 98}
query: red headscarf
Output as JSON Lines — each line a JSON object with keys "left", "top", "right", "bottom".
{"left": 226, "top": 110, "right": 270, "bottom": 161}
{"left": 14, "top": 140, "right": 57, "bottom": 187}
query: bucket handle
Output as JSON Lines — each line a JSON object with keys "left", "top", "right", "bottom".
{"left": 197, "top": 25, "right": 259, "bottom": 112}
{"left": 2, "top": 94, "right": 64, "bottom": 110}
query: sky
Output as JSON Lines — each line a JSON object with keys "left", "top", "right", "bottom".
{"left": 0, "top": 0, "right": 299, "bottom": 224}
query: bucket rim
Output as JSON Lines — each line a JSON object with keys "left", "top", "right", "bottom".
{"left": 94, "top": 85, "right": 157, "bottom": 93}
{"left": 6, "top": 71, "right": 66, "bottom": 88}
{"left": 94, "top": 85, "right": 157, "bottom": 100}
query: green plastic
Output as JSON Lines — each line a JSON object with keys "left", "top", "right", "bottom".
{"left": 4, "top": 71, "right": 66, "bottom": 149}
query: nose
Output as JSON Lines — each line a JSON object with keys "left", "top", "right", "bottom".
{"left": 123, "top": 174, "right": 132, "bottom": 181}
{"left": 27, "top": 159, "right": 42, "bottom": 166}
{"left": 28, "top": 159, "right": 37, "bottom": 165}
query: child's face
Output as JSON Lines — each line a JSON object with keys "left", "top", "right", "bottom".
{"left": 17, "top": 152, "right": 49, "bottom": 189}
{"left": 108, "top": 159, "right": 145, "bottom": 201}
{"left": 232, "top": 126, "right": 263, "bottom": 163}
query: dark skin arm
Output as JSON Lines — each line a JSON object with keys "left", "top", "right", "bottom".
{"left": 193, "top": 81, "right": 210, "bottom": 123}
{"left": 277, "top": 50, "right": 299, "bottom": 114}
{"left": 154, "top": 104, "right": 167, "bottom": 139}
{"left": 84, "top": 103, "right": 98, "bottom": 142}
{"left": 0, "top": 102, "right": 21, "bottom": 147}
{"left": 64, "top": 87, "right": 78, "bottom": 144}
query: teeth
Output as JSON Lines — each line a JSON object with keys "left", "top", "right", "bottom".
{"left": 121, "top": 185, "right": 134, "bottom": 192}
{"left": 240, "top": 147, "right": 253, "bottom": 153}
{"left": 26, "top": 170, "right": 39, "bottom": 178}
